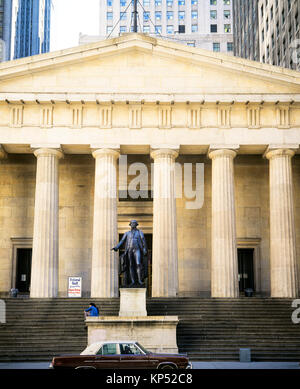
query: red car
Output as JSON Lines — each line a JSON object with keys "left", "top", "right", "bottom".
{"left": 49, "top": 340, "right": 192, "bottom": 370}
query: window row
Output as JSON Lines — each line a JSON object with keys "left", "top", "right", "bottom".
{"left": 107, "top": 10, "right": 231, "bottom": 22}
{"left": 107, "top": 23, "right": 231, "bottom": 34}
{"left": 107, "top": 0, "right": 231, "bottom": 6}
{"left": 213, "top": 41, "right": 233, "bottom": 51}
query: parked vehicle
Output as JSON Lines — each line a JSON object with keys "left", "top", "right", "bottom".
{"left": 49, "top": 340, "right": 192, "bottom": 369}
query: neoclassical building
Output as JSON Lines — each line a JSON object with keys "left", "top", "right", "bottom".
{"left": 0, "top": 33, "right": 299, "bottom": 299}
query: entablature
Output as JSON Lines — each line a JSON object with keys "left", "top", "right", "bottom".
{"left": 0, "top": 94, "right": 299, "bottom": 131}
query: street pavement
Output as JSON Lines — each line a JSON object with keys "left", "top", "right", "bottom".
{"left": 0, "top": 361, "right": 299, "bottom": 369}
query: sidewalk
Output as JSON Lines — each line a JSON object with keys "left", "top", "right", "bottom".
{"left": 0, "top": 361, "right": 299, "bottom": 369}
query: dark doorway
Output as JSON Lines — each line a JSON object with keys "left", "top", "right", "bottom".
{"left": 118, "top": 233, "right": 152, "bottom": 297}
{"left": 238, "top": 248, "right": 255, "bottom": 293}
{"left": 16, "top": 248, "right": 32, "bottom": 293}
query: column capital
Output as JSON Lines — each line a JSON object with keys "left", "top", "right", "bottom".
{"left": 33, "top": 148, "right": 64, "bottom": 159}
{"left": 208, "top": 148, "right": 237, "bottom": 160}
{"left": 150, "top": 147, "right": 179, "bottom": 160}
{"left": 265, "top": 148, "right": 296, "bottom": 160}
{"left": 92, "top": 148, "right": 120, "bottom": 160}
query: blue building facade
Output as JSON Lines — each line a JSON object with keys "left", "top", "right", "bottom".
{"left": 13, "top": 0, "right": 51, "bottom": 59}
{"left": 0, "top": 0, "right": 13, "bottom": 61}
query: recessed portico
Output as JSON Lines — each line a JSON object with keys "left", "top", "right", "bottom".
{"left": 0, "top": 34, "right": 298, "bottom": 298}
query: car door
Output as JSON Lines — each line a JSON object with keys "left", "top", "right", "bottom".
{"left": 119, "top": 343, "right": 150, "bottom": 369}
{"left": 92, "top": 343, "right": 120, "bottom": 369}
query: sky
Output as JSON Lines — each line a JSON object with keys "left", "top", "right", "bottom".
{"left": 51, "top": 0, "right": 99, "bottom": 52}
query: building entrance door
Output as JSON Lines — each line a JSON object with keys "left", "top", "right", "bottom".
{"left": 118, "top": 234, "right": 152, "bottom": 297}
{"left": 16, "top": 248, "right": 32, "bottom": 293}
{"left": 238, "top": 248, "right": 255, "bottom": 293}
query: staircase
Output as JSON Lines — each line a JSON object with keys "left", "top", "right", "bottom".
{"left": 0, "top": 298, "right": 299, "bottom": 362}
{"left": 147, "top": 298, "right": 300, "bottom": 362}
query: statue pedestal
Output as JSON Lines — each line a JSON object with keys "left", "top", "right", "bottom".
{"left": 85, "top": 288, "right": 179, "bottom": 354}
{"left": 119, "top": 288, "right": 147, "bottom": 316}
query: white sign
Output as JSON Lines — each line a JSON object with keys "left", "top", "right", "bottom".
{"left": 68, "top": 277, "right": 82, "bottom": 298}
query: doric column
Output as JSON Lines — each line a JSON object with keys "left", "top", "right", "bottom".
{"left": 265, "top": 148, "right": 298, "bottom": 298}
{"left": 151, "top": 148, "right": 179, "bottom": 297}
{"left": 208, "top": 148, "right": 239, "bottom": 298}
{"left": 30, "top": 148, "right": 63, "bottom": 298}
{"left": 91, "top": 148, "right": 120, "bottom": 297}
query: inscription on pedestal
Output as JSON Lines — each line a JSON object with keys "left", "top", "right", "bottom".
{"left": 119, "top": 288, "right": 147, "bottom": 317}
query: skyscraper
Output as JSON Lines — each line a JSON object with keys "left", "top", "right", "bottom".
{"left": 233, "top": 0, "right": 300, "bottom": 71}
{"left": 11, "top": 0, "right": 51, "bottom": 60}
{"left": 80, "top": 0, "right": 234, "bottom": 54}
{"left": 0, "top": 0, "right": 13, "bottom": 61}
{"left": 232, "top": 0, "right": 260, "bottom": 62}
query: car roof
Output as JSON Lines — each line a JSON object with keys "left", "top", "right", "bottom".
{"left": 80, "top": 341, "right": 141, "bottom": 355}
{"left": 90, "top": 341, "right": 138, "bottom": 346}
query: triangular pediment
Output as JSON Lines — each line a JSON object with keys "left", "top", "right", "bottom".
{"left": 0, "top": 33, "right": 299, "bottom": 97}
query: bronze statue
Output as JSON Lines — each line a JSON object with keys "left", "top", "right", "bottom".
{"left": 112, "top": 220, "right": 148, "bottom": 288}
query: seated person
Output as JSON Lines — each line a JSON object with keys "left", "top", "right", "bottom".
{"left": 84, "top": 303, "right": 99, "bottom": 318}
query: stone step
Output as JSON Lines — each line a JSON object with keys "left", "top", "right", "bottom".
{"left": 1, "top": 298, "right": 300, "bottom": 362}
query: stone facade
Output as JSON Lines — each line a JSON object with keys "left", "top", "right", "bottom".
{"left": 0, "top": 34, "right": 299, "bottom": 298}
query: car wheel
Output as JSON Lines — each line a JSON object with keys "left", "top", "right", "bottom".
{"left": 159, "top": 364, "right": 177, "bottom": 370}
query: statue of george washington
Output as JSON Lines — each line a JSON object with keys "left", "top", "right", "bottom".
{"left": 112, "top": 220, "right": 148, "bottom": 288}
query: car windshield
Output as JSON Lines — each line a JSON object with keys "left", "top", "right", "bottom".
{"left": 136, "top": 342, "right": 150, "bottom": 354}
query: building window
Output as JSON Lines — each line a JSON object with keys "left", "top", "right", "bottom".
{"left": 191, "top": 24, "right": 198, "bottom": 33}
{"left": 120, "top": 12, "right": 126, "bottom": 20}
{"left": 178, "top": 0, "right": 185, "bottom": 5}
{"left": 224, "top": 10, "right": 231, "bottom": 19}
{"left": 210, "top": 0, "right": 217, "bottom": 5}
{"left": 144, "top": 11, "right": 150, "bottom": 21}
{"left": 167, "top": 0, "right": 173, "bottom": 6}
{"left": 107, "top": 0, "right": 113, "bottom": 6}
{"left": 178, "top": 24, "right": 185, "bottom": 33}
{"left": 155, "top": 0, "right": 162, "bottom": 6}
{"left": 213, "top": 42, "right": 220, "bottom": 52}
{"left": 120, "top": 26, "right": 126, "bottom": 33}
{"left": 210, "top": 10, "right": 217, "bottom": 19}
{"left": 143, "top": 0, "right": 150, "bottom": 6}
{"left": 210, "top": 24, "right": 217, "bottom": 33}
{"left": 227, "top": 42, "right": 233, "bottom": 51}
{"left": 155, "top": 11, "right": 161, "bottom": 21}
{"left": 120, "top": 0, "right": 126, "bottom": 6}
{"left": 178, "top": 11, "right": 185, "bottom": 20}
{"left": 191, "top": 11, "right": 198, "bottom": 20}
{"left": 224, "top": 24, "right": 231, "bottom": 33}
{"left": 187, "top": 42, "right": 195, "bottom": 47}
{"left": 281, "top": 9, "right": 285, "bottom": 25}
{"left": 223, "top": 0, "right": 230, "bottom": 4}
{"left": 191, "top": 0, "right": 198, "bottom": 5}
{"left": 155, "top": 25, "right": 162, "bottom": 34}
{"left": 167, "top": 25, "right": 174, "bottom": 34}
{"left": 107, "top": 12, "right": 113, "bottom": 20}
{"left": 143, "top": 25, "right": 150, "bottom": 33}
{"left": 167, "top": 11, "right": 173, "bottom": 20}
{"left": 107, "top": 26, "right": 113, "bottom": 34}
